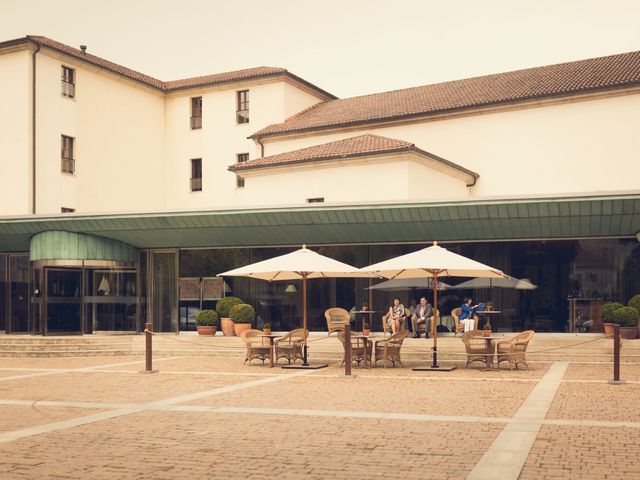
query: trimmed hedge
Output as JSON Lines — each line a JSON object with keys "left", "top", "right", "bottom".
{"left": 601, "top": 302, "right": 624, "bottom": 323}
{"left": 229, "top": 303, "right": 255, "bottom": 324}
{"left": 196, "top": 309, "right": 218, "bottom": 326}
{"left": 628, "top": 294, "right": 640, "bottom": 316}
{"left": 216, "top": 296, "right": 243, "bottom": 318}
{"left": 611, "top": 306, "right": 640, "bottom": 327}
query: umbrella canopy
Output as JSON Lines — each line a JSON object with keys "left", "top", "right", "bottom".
{"left": 360, "top": 242, "right": 508, "bottom": 370}
{"left": 218, "top": 245, "right": 374, "bottom": 367}
{"left": 367, "top": 277, "right": 452, "bottom": 291}
{"left": 452, "top": 276, "right": 537, "bottom": 290}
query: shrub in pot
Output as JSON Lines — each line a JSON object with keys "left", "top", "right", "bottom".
{"left": 195, "top": 310, "right": 219, "bottom": 335}
{"left": 611, "top": 306, "right": 639, "bottom": 339}
{"left": 363, "top": 323, "right": 370, "bottom": 337}
{"left": 601, "top": 302, "right": 624, "bottom": 335}
{"left": 216, "top": 296, "right": 243, "bottom": 336}
{"left": 230, "top": 303, "right": 255, "bottom": 336}
{"left": 628, "top": 294, "right": 640, "bottom": 316}
{"left": 263, "top": 323, "right": 272, "bottom": 335}
{"left": 483, "top": 322, "right": 492, "bottom": 337}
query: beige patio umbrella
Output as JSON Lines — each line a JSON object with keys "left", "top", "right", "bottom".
{"left": 452, "top": 276, "right": 537, "bottom": 290}
{"left": 218, "top": 245, "right": 374, "bottom": 369}
{"left": 360, "top": 241, "right": 508, "bottom": 370}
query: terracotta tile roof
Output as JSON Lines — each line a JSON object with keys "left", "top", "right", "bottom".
{"left": 0, "top": 36, "right": 334, "bottom": 98}
{"left": 229, "top": 134, "right": 479, "bottom": 183}
{"left": 252, "top": 50, "right": 640, "bottom": 138}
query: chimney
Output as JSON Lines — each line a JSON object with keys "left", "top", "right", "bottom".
{"left": 80, "top": 45, "right": 87, "bottom": 53}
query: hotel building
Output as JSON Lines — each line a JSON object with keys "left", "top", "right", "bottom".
{"left": 0, "top": 36, "right": 638, "bottom": 334}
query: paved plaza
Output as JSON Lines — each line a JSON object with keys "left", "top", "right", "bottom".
{"left": 0, "top": 352, "right": 639, "bottom": 479}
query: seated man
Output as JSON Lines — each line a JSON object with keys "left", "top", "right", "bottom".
{"left": 411, "top": 296, "right": 433, "bottom": 338}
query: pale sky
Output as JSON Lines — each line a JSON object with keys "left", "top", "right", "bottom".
{"left": 3, "top": 0, "right": 640, "bottom": 98}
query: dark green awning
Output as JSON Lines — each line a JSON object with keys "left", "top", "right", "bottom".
{"left": 0, "top": 194, "right": 639, "bottom": 252}
{"left": 30, "top": 231, "right": 137, "bottom": 262}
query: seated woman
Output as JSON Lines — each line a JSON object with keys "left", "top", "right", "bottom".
{"left": 459, "top": 297, "right": 479, "bottom": 333}
{"left": 387, "top": 297, "right": 405, "bottom": 335}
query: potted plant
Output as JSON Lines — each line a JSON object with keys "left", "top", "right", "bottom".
{"left": 483, "top": 322, "right": 492, "bottom": 337}
{"left": 601, "top": 302, "right": 624, "bottom": 335}
{"left": 216, "top": 296, "right": 243, "bottom": 336}
{"left": 611, "top": 306, "right": 639, "bottom": 339}
{"left": 263, "top": 323, "right": 272, "bottom": 335}
{"left": 485, "top": 301, "right": 494, "bottom": 311}
{"left": 195, "top": 309, "right": 219, "bottom": 335}
{"left": 629, "top": 294, "right": 640, "bottom": 315}
{"left": 230, "top": 303, "right": 255, "bottom": 336}
{"left": 363, "top": 323, "right": 370, "bottom": 337}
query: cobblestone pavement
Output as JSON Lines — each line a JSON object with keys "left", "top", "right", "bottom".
{"left": 0, "top": 354, "right": 638, "bottom": 479}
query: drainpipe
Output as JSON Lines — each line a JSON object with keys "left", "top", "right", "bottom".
{"left": 31, "top": 40, "right": 40, "bottom": 215}
{"left": 257, "top": 138, "right": 264, "bottom": 158}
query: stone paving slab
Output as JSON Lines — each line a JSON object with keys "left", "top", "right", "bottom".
{"left": 547, "top": 382, "right": 640, "bottom": 422}
{"left": 0, "top": 405, "right": 104, "bottom": 433}
{"left": 520, "top": 425, "right": 640, "bottom": 480}
{"left": 0, "top": 356, "right": 150, "bottom": 369}
{"left": 185, "top": 376, "right": 534, "bottom": 418}
{"left": 0, "top": 410, "right": 503, "bottom": 480}
{"left": 0, "top": 372, "right": 265, "bottom": 404}
{"left": 563, "top": 362, "right": 640, "bottom": 381}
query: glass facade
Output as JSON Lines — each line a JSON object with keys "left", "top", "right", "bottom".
{"left": 2, "top": 238, "right": 639, "bottom": 334}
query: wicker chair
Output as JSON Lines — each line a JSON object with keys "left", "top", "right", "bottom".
{"left": 381, "top": 307, "right": 409, "bottom": 335}
{"left": 324, "top": 308, "right": 350, "bottom": 335}
{"left": 461, "top": 330, "right": 494, "bottom": 368}
{"left": 453, "top": 307, "right": 478, "bottom": 335}
{"left": 274, "top": 328, "right": 306, "bottom": 365}
{"left": 374, "top": 330, "right": 409, "bottom": 367}
{"left": 496, "top": 330, "right": 535, "bottom": 370}
{"left": 241, "top": 329, "right": 272, "bottom": 365}
{"left": 337, "top": 331, "right": 372, "bottom": 367}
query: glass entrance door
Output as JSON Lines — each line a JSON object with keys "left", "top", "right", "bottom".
{"left": 45, "top": 268, "right": 82, "bottom": 334}
{"left": 9, "top": 255, "right": 29, "bottom": 333}
{"left": 151, "top": 251, "right": 178, "bottom": 332}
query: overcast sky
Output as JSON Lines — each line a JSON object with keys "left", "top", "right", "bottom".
{"left": 3, "top": 0, "right": 639, "bottom": 98}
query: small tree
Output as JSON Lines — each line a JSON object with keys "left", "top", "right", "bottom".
{"left": 601, "top": 302, "right": 624, "bottom": 323}
{"left": 196, "top": 309, "right": 219, "bottom": 326}
{"left": 611, "top": 307, "right": 640, "bottom": 327}
{"left": 229, "top": 304, "right": 256, "bottom": 324}
{"left": 216, "top": 296, "right": 243, "bottom": 318}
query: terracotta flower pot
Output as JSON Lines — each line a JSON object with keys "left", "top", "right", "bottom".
{"left": 220, "top": 318, "right": 235, "bottom": 336}
{"left": 234, "top": 323, "right": 251, "bottom": 336}
{"left": 603, "top": 323, "right": 616, "bottom": 336}
{"left": 620, "top": 326, "right": 638, "bottom": 340}
{"left": 363, "top": 330, "right": 370, "bottom": 337}
{"left": 483, "top": 329, "right": 491, "bottom": 337}
{"left": 263, "top": 329, "right": 272, "bottom": 336}
{"left": 196, "top": 326, "right": 217, "bottom": 336}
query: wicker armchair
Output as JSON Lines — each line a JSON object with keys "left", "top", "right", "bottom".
{"left": 274, "top": 328, "right": 306, "bottom": 365}
{"left": 461, "top": 330, "right": 494, "bottom": 368}
{"left": 496, "top": 330, "right": 535, "bottom": 370}
{"left": 337, "top": 331, "right": 372, "bottom": 367}
{"left": 453, "top": 307, "right": 478, "bottom": 335}
{"left": 374, "top": 330, "right": 409, "bottom": 367}
{"left": 381, "top": 307, "right": 409, "bottom": 335}
{"left": 324, "top": 308, "right": 350, "bottom": 335}
{"left": 241, "top": 329, "right": 272, "bottom": 365}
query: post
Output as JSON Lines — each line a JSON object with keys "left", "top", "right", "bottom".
{"left": 141, "top": 322, "right": 157, "bottom": 374}
{"left": 344, "top": 323, "right": 352, "bottom": 376}
{"left": 612, "top": 324, "right": 622, "bottom": 384}
{"left": 431, "top": 272, "right": 438, "bottom": 368}
{"left": 302, "top": 274, "right": 309, "bottom": 366}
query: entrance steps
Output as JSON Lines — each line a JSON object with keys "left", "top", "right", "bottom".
{"left": 0, "top": 333, "right": 638, "bottom": 362}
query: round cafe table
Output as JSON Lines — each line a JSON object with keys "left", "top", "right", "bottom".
{"left": 476, "top": 310, "right": 502, "bottom": 330}
{"left": 259, "top": 334, "right": 282, "bottom": 367}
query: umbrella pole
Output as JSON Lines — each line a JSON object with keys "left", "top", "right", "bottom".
{"left": 431, "top": 272, "right": 438, "bottom": 368}
{"left": 302, "top": 273, "right": 309, "bottom": 366}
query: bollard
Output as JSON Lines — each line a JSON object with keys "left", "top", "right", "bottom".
{"left": 140, "top": 322, "right": 158, "bottom": 374}
{"left": 344, "top": 323, "right": 352, "bottom": 376}
{"left": 609, "top": 324, "right": 624, "bottom": 385}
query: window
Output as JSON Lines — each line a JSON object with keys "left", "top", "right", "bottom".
{"left": 190, "top": 97, "right": 202, "bottom": 129}
{"left": 61, "top": 207, "right": 75, "bottom": 213}
{"left": 236, "top": 153, "right": 248, "bottom": 188}
{"left": 61, "top": 66, "right": 75, "bottom": 98}
{"left": 307, "top": 197, "right": 325, "bottom": 203}
{"left": 190, "top": 158, "right": 202, "bottom": 191}
{"left": 61, "top": 135, "right": 75, "bottom": 174}
{"left": 236, "top": 90, "right": 249, "bottom": 124}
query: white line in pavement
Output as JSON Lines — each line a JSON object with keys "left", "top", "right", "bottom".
{"left": 0, "top": 356, "right": 185, "bottom": 382}
{"left": 0, "top": 368, "right": 318, "bottom": 445}
{"left": 466, "top": 361, "right": 569, "bottom": 480}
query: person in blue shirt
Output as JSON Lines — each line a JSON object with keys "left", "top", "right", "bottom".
{"left": 459, "top": 297, "right": 479, "bottom": 332}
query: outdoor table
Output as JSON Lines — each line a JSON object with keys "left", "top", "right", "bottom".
{"left": 259, "top": 334, "right": 282, "bottom": 368}
{"left": 476, "top": 310, "right": 502, "bottom": 330}
{"left": 478, "top": 335, "right": 500, "bottom": 370}
{"left": 351, "top": 334, "right": 373, "bottom": 368}
{"left": 354, "top": 310, "right": 376, "bottom": 334}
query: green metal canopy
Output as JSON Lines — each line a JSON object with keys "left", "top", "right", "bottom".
{"left": 0, "top": 194, "right": 639, "bottom": 253}
{"left": 30, "top": 231, "right": 137, "bottom": 262}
